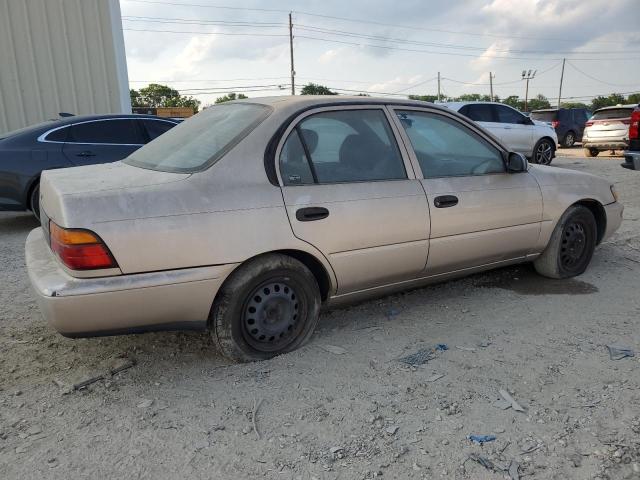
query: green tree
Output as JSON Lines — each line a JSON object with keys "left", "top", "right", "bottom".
{"left": 408, "top": 94, "right": 440, "bottom": 103}
{"left": 627, "top": 93, "right": 640, "bottom": 105}
{"left": 591, "top": 93, "right": 625, "bottom": 111}
{"left": 526, "top": 94, "right": 551, "bottom": 111}
{"left": 300, "top": 83, "right": 337, "bottom": 95}
{"left": 130, "top": 83, "right": 200, "bottom": 112}
{"left": 502, "top": 95, "right": 523, "bottom": 110}
{"left": 453, "top": 93, "right": 492, "bottom": 102}
{"left": 214, "top": 93, "right": 249, "bottom": 104}
{"left": 560, "top": 102, "right": 589, "bottom": 109}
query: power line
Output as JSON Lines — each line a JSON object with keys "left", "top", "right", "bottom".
{"left": 566, "top": 61, "right": 639, "bottom": 87}
{"left": 126, "top": 0, "right": 288, "bottom": 14}
{"left": 122, "top": 16, "right": 286, "bottom": 27}
{"left": 123, "top": 28, "right": 288, "bottom": 37}
{"left": 391, "top": 77, "right": 438, "bottom": 94}
{"left": 129, "top": 76, "right": 291, "bottom": 83}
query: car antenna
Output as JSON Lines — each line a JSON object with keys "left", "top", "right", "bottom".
{"left": 58, "top": 112, "right": 75, "bottom": 117}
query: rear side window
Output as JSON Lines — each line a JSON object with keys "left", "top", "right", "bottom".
{"left": 396, "top": 110, "right": 504, "bottom": 178}
{"left": 591, "top": 108, "right": 633, "bottom": 120}
{"left": 460, "top": 104, "right": 494, "bottom": 122}
{"left": 68, "top": 119, "right": 144, "bottom": 144}
{"left": 279, "top": 109, "right": 406, "bottom": 185}
{"left": 531, "top": 111, "right": 556, "bottom": 122}
{"left": 142, "top": 119, "right": 176, "bottom": 141}
{"left": 126, "top": 103, "right": 271, "bottom": 173}
{"left": 45, "top": 126, "right": 71, "bottom": 142}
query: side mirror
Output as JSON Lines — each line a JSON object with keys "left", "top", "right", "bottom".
{"left": 507, "top": 152, "right": 528, "bottom": 173}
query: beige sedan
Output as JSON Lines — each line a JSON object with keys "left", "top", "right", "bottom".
{"left": 26, "top": 96, "right": 623, "bottom": 362}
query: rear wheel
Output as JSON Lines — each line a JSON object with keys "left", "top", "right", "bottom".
{"left": 562, "top": 131, "right": 576, "bottom": 148}
{"left": 29, "top": 183, "right": 40, "bottom": 221}
{"left": 533, "top": 138, "right": 554, "bottom": 165}
{"left": 534, "top": 205, "right": 597, "bottom": 279}
{"left": 210, "top": 254, "right": 321, "bottom": 362}
{"left": 584, "top": 147, "right": 599, "bottom": 157}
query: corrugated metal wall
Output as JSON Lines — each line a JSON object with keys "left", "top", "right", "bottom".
{"left": 0, "top": 0, "right": 130, "bottom": 134}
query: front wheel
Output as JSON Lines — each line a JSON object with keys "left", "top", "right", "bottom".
{"left": 534, "top": 205, "right": 597, "bottom": 279}
{"left": 533, "top": 138, "right": 555, "bottom": 165}
{"left": 210, "top": 254, "right": 321, "bottom": 362}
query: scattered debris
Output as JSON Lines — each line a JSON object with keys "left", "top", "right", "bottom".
{"left": 137, "top": 399, "right": 153, "bottom": 409}
{"left": 455, "top": 345, "right": 476, "bottom": 352}
{"left": 385, "top": 426, "right": 399, "bottom": 435}
{"left": 467, "top": 453, "right": 500, "bottom": 472}
{"left": 329, "top": 446, "right": 343, "bottom": 454}
{"left": 426, "top": 373, "right": 445, "bottom": 383}
{"left": 498, "top": 389, "right": 525, "bottom": 412}
{"left": 468, "top": 434, "right": 497, "bottom": 445}
{"left": 398, "top": 344, "right": 448, "bottom": 366}
{"left": 320, "top": 345, "right": 347, "bottom": 355}
{"left": 71, "top": 357, "right": 137, "bottom": 391}
{"left": 606, "top": 345, "right": 635, "bottom": 360}
{"left": 493, "top": 399, "right": 512, "bottom": 410}
{"left": 520, "top": 443, "right": 542, "bottom": 454}
{"left": 73, "top": 375, "right": 105, "bottom": 391}
{"left": 252, "top": 398, "right": 264, "bottom": 440}
{"left": 508, "top": 460, "right": 520, "bottom": 480}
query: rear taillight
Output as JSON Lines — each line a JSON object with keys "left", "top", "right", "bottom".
{"left": 630, "top": 110, "right": 640, "bottom": 140}
{"left": 49, "top": 221, "right": 118, "bottom": 270}
{"left": 585, "top": 121, "right": 593, "bottom": 127}
{"left": 551, "top": 120, "right": 559, "bottom": 128}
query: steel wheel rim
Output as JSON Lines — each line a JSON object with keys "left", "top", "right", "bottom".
{"left": 242, "top": 280, "right": 303, "bottom": 352}
{"left": 560, "top": 221, "right": 587, "bottom": 268}
{"left": 566, "top": 133, "right": 574, "bottom": 146}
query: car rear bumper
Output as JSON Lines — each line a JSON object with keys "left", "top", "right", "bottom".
{"left": 583, "top": 140, "right": 628, "bottom": 150}
{"left": 603, "top": 201, "right": 624, "bottom": 242}
{"left": 621, "top": 151, "right": 640, "bottom": 170}
{"left": 25, "top": 227, "right": 237, "bottom": 337}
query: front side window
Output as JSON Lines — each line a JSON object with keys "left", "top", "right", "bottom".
{"left": 396, "top": 110, "right": 505, "bottom": 178}
{"left": 126, "top": 103, "right": 271, "bottom": 173}
{"left": 495, "top": 105, "right": 525, "bottom": 124}
{"left": 279, "top": 109, "right": 406, "bottom": 185}
{"left": 68, "top": 119, "right": 143, "bottom": 144}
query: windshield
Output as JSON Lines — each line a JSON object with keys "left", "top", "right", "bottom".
{"left": 591, "top": 108, "right": 633, "bottom": 120}
{"left": 125, "top": 103, "right": 271, "bottom": 173}
{"left": 530, "top": 111, "right": 556, "bottom": 122}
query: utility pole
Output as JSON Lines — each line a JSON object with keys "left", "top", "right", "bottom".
{"left": 437, "top": 72, "right": 441, "bottom": 102}
{"left": 521, "top": 69, "right": 536, "bottom": 112}
{"left": 289, "top": 12, "right": 295, "bottom": 95}
{"left": 489, "top": 72, "right": 494, "bottom": 102}
{"left": 557, "top": 58, "right": 566, "bottom": 109}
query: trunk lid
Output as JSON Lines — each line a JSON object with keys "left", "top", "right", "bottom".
{"left": 40, "top": 161, "right": 190, "bottom": 227}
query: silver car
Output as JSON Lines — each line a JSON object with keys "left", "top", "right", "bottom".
{"left": 25, "top": 96, "right": 623, "bottom": 362}
{"left": 583, "top": 104, "right": 635, "bottom": 157}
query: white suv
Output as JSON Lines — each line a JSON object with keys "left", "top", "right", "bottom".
{"left": 442, "top": 102, "right": 558, "bottom": 165}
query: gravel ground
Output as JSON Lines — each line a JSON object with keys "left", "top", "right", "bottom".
{"left": 1, "top": 154, "right": 639, "bottom": 480}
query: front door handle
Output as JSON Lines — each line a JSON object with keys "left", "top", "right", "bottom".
{"left": 76, "top": 151, "right": 96, "bottom": 157}
{"left": 434, "top": 195, "right": 458, "bottom": 208}
{"left": 296, "top": 207, "right": 329, "bottom": 222}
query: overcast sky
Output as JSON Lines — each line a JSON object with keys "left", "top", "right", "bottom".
{"left": 120, "top": 0, "right": 640, "bottom": 106}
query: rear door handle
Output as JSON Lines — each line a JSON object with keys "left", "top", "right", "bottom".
{"left": 76, "top": 151, "right": 96, "bottom": 157}
{"left": 434, "top": 195, "right": 458, "bottom": 208}
{"left": 296, "top": 207, "right": 329, "bottom": 222}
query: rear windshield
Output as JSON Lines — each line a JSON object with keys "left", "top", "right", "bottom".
{"left": 125, "top": 103, "right": 271, "bottom": 173}
{"left": 591, "top": 108, "right": 633, "bottom": 120}
{"left": 530, "top": 111, "right": 556, "bottom": 122}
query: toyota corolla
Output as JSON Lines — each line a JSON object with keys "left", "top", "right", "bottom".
{"left": 25, "top": 96, "right": 623, "bottom": 362}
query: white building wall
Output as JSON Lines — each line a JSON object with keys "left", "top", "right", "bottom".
{"left": 0, "top": 0, "right": 131, "bottom": 134}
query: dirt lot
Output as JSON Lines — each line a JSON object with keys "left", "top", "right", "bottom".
{"left": 1, "top": 153, "right": 639, "bottom": 480}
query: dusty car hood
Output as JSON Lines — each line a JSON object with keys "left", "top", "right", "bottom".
{"left": 40, "top": 162, "right": 191, "bottom": 226}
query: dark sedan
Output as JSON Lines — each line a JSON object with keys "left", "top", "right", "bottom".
{"left": 0, "top": 114, "right": 178, "bottom": 218}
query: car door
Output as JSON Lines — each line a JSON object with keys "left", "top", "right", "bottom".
{"left": 391, "top": 107, "right": 543, "bottom": 275}
{"left": 277, "top": 106, "right": 430, "bottom": 294}
{"left": 493, "top": 104, "right": 533, "bottom": 154}
{"left": 62, "top": 118, "right": 145, "bottom": 166}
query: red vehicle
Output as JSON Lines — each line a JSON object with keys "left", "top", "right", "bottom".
{"left": 622, "top": 105, "right": 640, "bottom": 170}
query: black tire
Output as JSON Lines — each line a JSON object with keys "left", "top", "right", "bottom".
{"left": 29, "top": 183, "right": 40, "bottom": 221}
{"left": 533, "top": 138, "right": 555, "bottom": 165}
{"left": 583, "top": 147, "right": 599, "bottom": 157}
{"left": 210, "top": 253, "right": 321, "bottom": 362}
{"left": 533, "top": 205, "right": 597, "bottom": 279}
{"left": 562, "top": 131, "right": 576, "bottom": 148}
